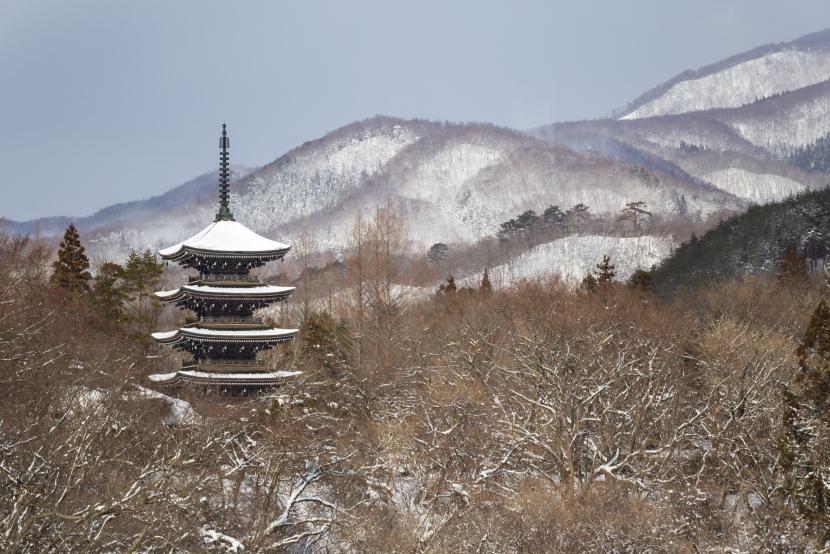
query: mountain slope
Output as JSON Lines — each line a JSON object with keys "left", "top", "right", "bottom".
{"left": 620, "top": 29, "right": 830, "bottom": 119}
{"left": 230, "top": 119, "right": 741, "bottom": 252}
{"left": 532, "top": 75, "right": 830, "bottom": 205}
{"left": 651, "top": 188, "right": 830, "bottom": 292}
{"left": 18, "top": 116, "right": 741, "bottom": 262}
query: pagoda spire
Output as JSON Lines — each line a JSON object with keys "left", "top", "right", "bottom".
{"left": 215, "top": 123, "right": 234, "bottom": 222}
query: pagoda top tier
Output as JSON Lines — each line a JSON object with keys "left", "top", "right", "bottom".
{"left": 159, "top": 219, "right": 290, "bottom": 262}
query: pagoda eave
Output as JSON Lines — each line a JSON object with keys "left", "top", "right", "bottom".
{"left": 160, "top": 246, "right": 290, "bottom": 262}
{"left": 148, "top": 369, "right": 302, "bottom": 387}
{"left": 152, "top": 327, "right": 298, "bottom": 346}
{"left": 155, "top": 285, "right": 295, "bottom": 303}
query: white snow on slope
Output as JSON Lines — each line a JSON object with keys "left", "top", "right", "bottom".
{"left": 83, "top": 122, "right": 732, "bottom": 262}
{"left": 396, "top": 142, "right": 503, "bottom": 205}
{"left": 726, "top": 91, "right": 830, "bottom": 153}
{"left": 234, "top": 124, "right": 417, "bottom": 232}
{"left": 702, "top": 168, "right": 807, "bottom": 204}
{"left": 461, "top": 235, "right": 672, "bottom": 288}
{"left": 392, "top": 141, "right": 505, "bottom": 243}
{"left": 623, "top": 50, "right": 830, "bottom": 119}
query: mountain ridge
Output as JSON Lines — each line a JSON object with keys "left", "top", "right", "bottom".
{"left": 619, "top": 28, "right": 830, "bottom": 119}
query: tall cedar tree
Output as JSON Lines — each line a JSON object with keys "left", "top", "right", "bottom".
{"left": 781, "top": 299, "right": 830, "bottom": 542}
{"left": 778, "top": 245, "right": 810, "bottom": 287}
{"left": 50, "top": 224, "right": 91, "bottom": 292}
{"left": 595, "top": 255, "right": 616, "bottom": 285}
{"left": 480, "top": 268, "right": 493, "bottom": 294}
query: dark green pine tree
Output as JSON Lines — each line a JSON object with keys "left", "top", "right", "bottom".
{"left": 120, "top": 250, "right": 165, "bottom": 337}
{"left": 580, "top": 273, "right": 598, "bottom": 293}
{"left": 91, "top": 261, "right": 129, "bottom": 321}
{"left": 780, "top": 299, "right": 830, "bottom": 543}
{"left": 480, "top": 268, "right": 493, "bottom": 295}
{"left": 50, "top": 223, "right": 92, "bottom": 292}
{"left": 595, "top": 255, "right": 616, "bottom": 286}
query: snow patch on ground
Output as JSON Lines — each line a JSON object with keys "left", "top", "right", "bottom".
{"left": 199, "top": 524, "right": 245, "bottom": 553}
{"left": 133, "top": 385, "right": 199, "bottom": 426}
{"left": 624, "top": 50, "right": 830, "bottom": 119}
{"left": 64, "top": 384, "right": 198, "bottom": 426}
{"left": 703, "top": 168, "right": 807, "bottom": 204}
{"left": 462, "top": 235, "right": 672, "bottom": 288}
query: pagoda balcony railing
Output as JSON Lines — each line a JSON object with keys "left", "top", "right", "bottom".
{"left": 189, "top": 273, "right": 261, "bottom": 284}
{"left": 195, "top": 316, "right": 264, "bottom": 325}
{"left": 182, "top": 359, "right": 267, "bottom": 370}
{"left": 184, "top": 316, "right": 264, "bottom": 325}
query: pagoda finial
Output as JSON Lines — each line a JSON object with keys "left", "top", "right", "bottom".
{"left": 215, "top": 123, "right": 235, "bottom": 222}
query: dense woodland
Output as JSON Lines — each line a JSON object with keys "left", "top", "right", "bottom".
{"left": 2, "top": 206, "right": 830, "bottom": 553}
{"left": 653, "top": 187, "right": 830, "bottom": 293}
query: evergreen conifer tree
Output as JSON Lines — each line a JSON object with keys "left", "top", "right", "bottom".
{"left": 580, "top": 273, "right": 598, "bottom": 293}
{"left": 50, "top": 224, "right": 91, "bottom": 292}
{"left": 542, "top": 205, "right": 565, "bottom": 231}
{"left": 621, "top": 201, "right": 651, "bottom": 230}
{"left": 427, "top": 243, "right": 449, "bottom": 263}
{"left": 120, "top": 250, "right": 165, "bottom": 337}
{"left": 91, "top": 261, "right": 128, "bottom": 320}
{"left": 437, "top": 275, "right": 457, "bottom": 294}
{"left": 780, "top": 300, "right": 830, "bottom": 542}
{"left": 565, "top": 203, "right": 591, "bottom": 232}
{"left": 595, "top": 255, "right": 616, "bottom": 286}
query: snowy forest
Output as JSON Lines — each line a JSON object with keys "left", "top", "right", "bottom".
{"left": 11, "top": 7, "right": 830, "bottom": 553}
{"left": 2, "top": 203, "right": 830, "bottom": 553}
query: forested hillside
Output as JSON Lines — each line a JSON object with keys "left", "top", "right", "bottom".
{"left": 652, "top": 187, "right": 830, "bottom": 292}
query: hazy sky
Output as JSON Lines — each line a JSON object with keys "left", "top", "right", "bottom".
{"left": 3, "top": 0, "right": 830, "bottom": 220}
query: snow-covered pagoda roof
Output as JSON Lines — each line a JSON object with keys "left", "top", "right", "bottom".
{"left": 159, "top": 220, "right": 290, "bottom": 260}
{"left": 151, "top": 326, "right": 298, "bottom": 345}
{"left": 148, "top": 369, "right": 302, "bottom": 386}
{"left": 154, "top": 284, "right": 295, "bottom": 301}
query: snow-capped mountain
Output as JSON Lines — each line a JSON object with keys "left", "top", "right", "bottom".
{"left": 8, "top": 116, "right": 738, "bottom": 263}
{"left": 620, "top": 29, "right": 830, "bottom": 119}
{"left": 11, "top": 28, "right": 830, "bottom": 278}
{"left": 532, "top": 29, "right": 830, "bottom": 209}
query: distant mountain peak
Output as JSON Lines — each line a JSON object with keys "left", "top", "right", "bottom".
{"left": 619, "top": 28, "right": 830, "bottom": 120}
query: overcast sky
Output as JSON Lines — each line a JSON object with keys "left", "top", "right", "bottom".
{"left": 3, "top": 0, "right": 830, "bottom": 220}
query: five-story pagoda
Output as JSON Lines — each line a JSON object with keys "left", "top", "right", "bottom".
{"left": 149, "top": 124, "right": 299, "bottom": 393}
